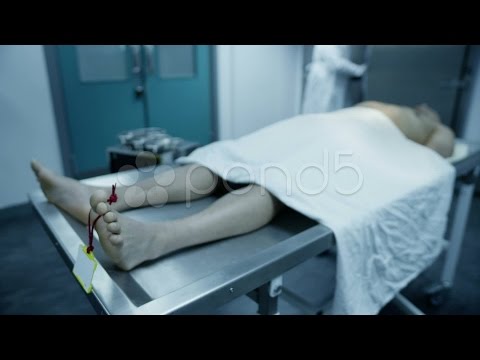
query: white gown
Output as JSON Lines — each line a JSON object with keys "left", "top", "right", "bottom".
{"left": 302, "top": 45, "right": 367, "bottom": 114}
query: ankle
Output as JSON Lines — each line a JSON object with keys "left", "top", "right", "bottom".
{"left": 152, "top": 221, "right": 179, "bottom": 257}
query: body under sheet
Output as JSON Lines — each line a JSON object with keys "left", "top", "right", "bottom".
{"left": 177, "top": 106, "right": 455, "bottom": 314}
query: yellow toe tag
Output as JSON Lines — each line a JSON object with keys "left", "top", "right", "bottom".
{"left": 72, "top": 245, "right": 98, "bottom": 294}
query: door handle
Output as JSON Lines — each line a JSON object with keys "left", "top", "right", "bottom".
{"left": 135, "top": 85, "right": 144, "bottom": 97}
{"left": 129, "top": 45, "right": 142, "bottom": 75}
{"left": 144, "top": 45, "right": 155, "bottom": 74}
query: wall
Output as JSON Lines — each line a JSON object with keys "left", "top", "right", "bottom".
{"left": 460, "top": 45, "right": 480, "bottom": 142}
{"left": 216, "top": 45, "right": 304, "bottom": 140}
{"left": 0, "top": 45, "right": 63, "bottom": 209}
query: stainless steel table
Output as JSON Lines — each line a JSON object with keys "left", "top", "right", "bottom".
{"left": 30, "top": 169, "right": 333, "bottom": 314}
{"left": 30, "top": 141, "right": 480, "bottom": 315}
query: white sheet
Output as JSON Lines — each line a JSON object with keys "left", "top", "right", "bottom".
{"left": 177, "top": 107, "right": 456, "bottom": 314}
{"left": 448, "top": 140, "right": 469, "bottom": 163}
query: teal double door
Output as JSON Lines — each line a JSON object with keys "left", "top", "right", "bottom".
{"left": 56, "top": 45, "right": 213, "bottom": 177}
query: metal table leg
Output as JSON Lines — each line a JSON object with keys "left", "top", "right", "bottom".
{"left": 248, "top": 276, "right": 283, "bottom": 315}
{"left": 426, "top": 166, "right": 479, "bottom": 306}
{"left": 392, "top": 293, "right": 425, "bottom": 315}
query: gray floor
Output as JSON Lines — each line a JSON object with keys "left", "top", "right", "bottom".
{"left": 1, "top": 197, "right": 479, "bottom": 315}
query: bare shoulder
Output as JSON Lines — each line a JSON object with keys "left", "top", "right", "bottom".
{"left": 426, "top": 123, "right": 455, "bottom": 158}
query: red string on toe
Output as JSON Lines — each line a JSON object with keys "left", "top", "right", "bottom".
{"left": 107, "top": 184, "right": 118, "bottom": 205}
{"left": 87, "top": 184, "right": 118, "bottom": 254}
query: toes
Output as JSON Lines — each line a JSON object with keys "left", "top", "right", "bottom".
{"left": 109, "top": 234, "right": 122, "bottom": 245}
{"left": 96, "top": 202, "right": 110, "bottom": 216}
{"left": 31, "top": 160, "right": 53, "bottom": 180}
{"left": 31, "top": 160, "right": 41, "bottom": 175}
{"left": 107, "top": 222, "right": 121, "bottom": 234}
{"left": 103, "top": 212, "right": 117, "bottom": 223}
{"left": 90, "top": 190, "right": 109, "bottom": 209}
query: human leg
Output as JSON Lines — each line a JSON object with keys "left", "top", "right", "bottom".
{"left": 31, "top": 160, "right": 218, "bottom": 224}
{"left": 90, "top": 184, "right": 284, "bottom": 270}
{"left": 115, "top": 163, "right": 219, "bottom": 209}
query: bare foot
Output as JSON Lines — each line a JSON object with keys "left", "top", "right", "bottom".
{"left": 90, "top": 191, "right": 170, "bottom": 271}
{"left": 31, "top": 160, "right": 99, "bottom": 224}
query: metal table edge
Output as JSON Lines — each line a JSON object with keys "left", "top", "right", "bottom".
{"left": 134, "top": 224, "right": 334, "bottom": 314}
{"left": 29, "top": 190, "right": 138, "bottom": 315}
